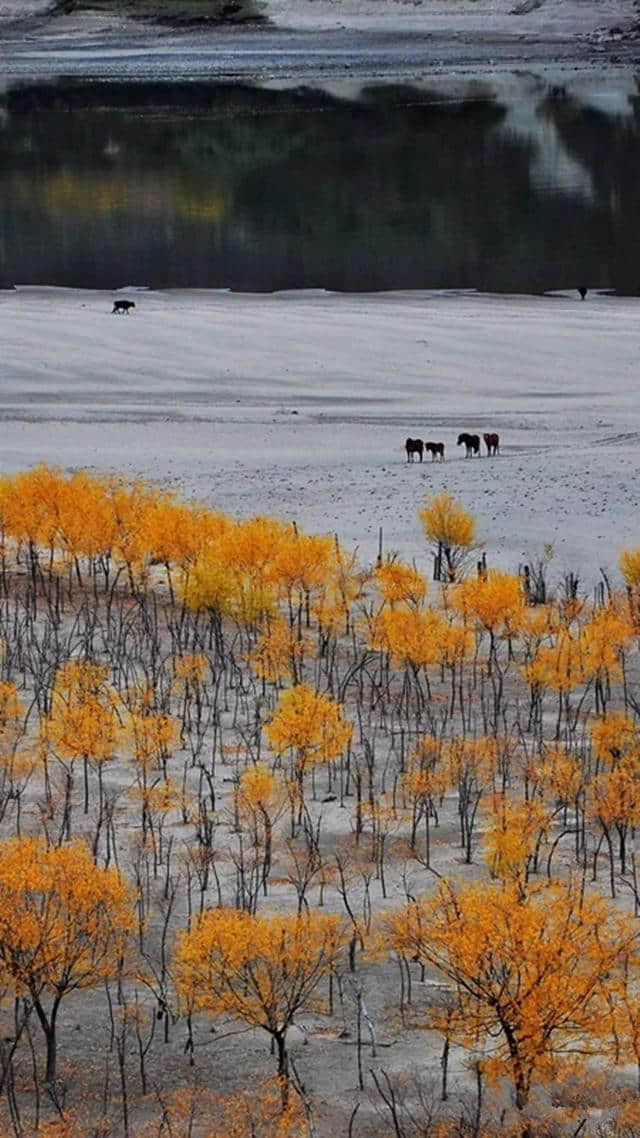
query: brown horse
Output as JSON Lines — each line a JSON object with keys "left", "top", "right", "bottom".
{"left": 405, "top": 438, "right": 424, "bottom": 463}
{"left": 457, "top": 433, "right": 480, "bottom": 457}
{"left": 425, "top": 441, "right": 445, "bottom": 462}
{"left": 483, "top": 432, "right": 500, "bottom": 456}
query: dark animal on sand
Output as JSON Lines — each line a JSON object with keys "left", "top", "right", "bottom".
{"left": 112, "top": 299, "right": 136, "bottom": 314}
{"left": 405, "top": 438, "right": 424, "bottom": 463}
{"left": 457, "top": 433, "right": 480, "bottom": 457}
{"left": 483, "top": 432, "right": 500, "bottom": 456}
{"left": 578, "top": 286, "right": 587, "bottom": 301}
{"left": 425, "top": 441, "right": 445, "bottom": 462}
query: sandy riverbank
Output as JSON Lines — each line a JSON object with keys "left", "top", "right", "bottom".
{"left": 1, "top": 286, "right": 637, "bottom": 589}
{"left": 0, "top": 0, "right": 637, "bottom": 84}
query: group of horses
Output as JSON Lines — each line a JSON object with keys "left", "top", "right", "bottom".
{"left": 405, "top": 432, "right": 500, "bottom": 462}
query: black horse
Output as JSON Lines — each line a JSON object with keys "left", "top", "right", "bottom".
{"left": 425, "top": 442, "right": 445, "bottom": 462}
{"left": 457, "top": 433, "right": 480, "bottom": 457}
{"left": 405, "top": 438, "right": 424, "bottom": 463}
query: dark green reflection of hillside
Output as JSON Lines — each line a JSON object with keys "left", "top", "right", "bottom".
{"left": 0, "top": 80, "right": 634, "bottom": 291}
{"left": 537, "top": 89, "right": 640, "bottom": 296}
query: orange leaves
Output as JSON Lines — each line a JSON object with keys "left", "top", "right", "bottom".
{"left": 0, "top": 679, "right": 24, "bottom": 739}
{"left": 543, "top": 744, "right": 584, "bottom": 804}
{"left": 523, "top": 604, "right": 632, "bottom": 694}
{"left": 591, "top": 763, "right": 640, "bottom": 830}
{"left": 619, "top": 548, "right": 640, "bottom": 589}
{"left": 179, "top": 517, "right": 289, "bottom": 623}
{"left": 418, "top": 491, "right": 477, "bottom": 581}
{"left": 404, "top": 736, "right": 445, "bottom": 802}
{"left": 451, "top": 570, "right": 525, "bottom": 637}
{"left": 0, "top": 836, "right": 135, "bottom": 995}
{"left": 419, "top": 491, "right": 475, "bottom": 551}
{"left": 265, "top": 684, "right": 352, "bottom": 773}
{"left": 127, "top": 704, "right": 180, "bottom": 774}
{"left": 523, "top": 628, "right": 589, "bottom": 693}
{"left": 484, "top": 795, "right": 550, "bottom": 881}
{"left": 371, "top": 606, "right": 448, "bottom": 670}
{"left": 375, "top": 560, "right": 427, "bottom": 608}
{"left": 581, "top": 604, "right": 633, "bottom": 680}
{"left": 390, "top": 876, "right": 633, "bottom": 1109}
{"left": 180, "top": 518, "right": 349, "bottom": 630}
{"left": 139, "top": 1081, "right": 307, "bottom": 1138}
{"left": 272, "top": 531, "right": 334, "bottom": 598}
{"left": 590, "top": 710, "right": 639, "bottom": 768}
{"left": 173, "top": 651, "right": 209, "bottom": 688}
{"left": 44, "top": 660, "right": 120, "bottom": 764}
{"left": 236, "top": 762, "right": 282, "bottom": 816}
{"left": 444, "top": 735, "right": 498, "bottom": 790}
{"left": 249, "top": 616, "right": 311, "bottom": 683}
{"left": 174, "top": 907, "right": 345, "bottom": 1030}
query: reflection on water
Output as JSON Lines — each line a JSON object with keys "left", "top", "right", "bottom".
{"left": 1, "top": 76, "right": 640, "bottom": 292}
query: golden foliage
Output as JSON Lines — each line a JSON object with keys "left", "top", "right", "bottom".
{"left": 236, "top": 762, "right": 282, "bottom": 816}
{"left": 265, "top": 684, "right": 352, "bottom": 772}
{"left": 44, "top": 660, "right": 120, "bottom": 764}
{"left": 0, "top": 836, "right": 135, "bottom": 995}
{"left": 522, "top": 629, "right": 589, "bottom": 693}
{"left": 375, "top": 560, "right": 427, "bottom": 608}
{"left": 419, "top": 491, "right": 476, "bottom": 550}
{"left": 590, "top": 710, "right": 639, "bottom": 767}
{"left": 127, "top": 705, "right": 180, "bottom": 774}
{"left": 174, "top": 907, "right": 344, "bottom": 1031}
{"left": 173, "top": 651, "right": 209, "bottom": 688}
{"left": 369, "top": 606, "right": 449, "bottom": 671}
{"left": 390, "top": 876, "right": 633, "bottom": 1110}
{"left": 249, "top": 616, "right": 311, "bottom": 683}
{"left": 404, "top": 736, "right": 445, "bottom": 801}
{"left": 619, "top": 548, "right": 640, "bottom": 589}
{"left": 452, "top": 570, "right": 524, "bottom": 636}
{"left": 484, "top": 794, "right": 550, "bottom": 881}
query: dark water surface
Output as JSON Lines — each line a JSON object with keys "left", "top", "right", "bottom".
{"left": 2, "top": 75, "right": 640, "bottom": 292}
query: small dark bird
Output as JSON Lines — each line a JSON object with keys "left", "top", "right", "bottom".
{"left": 578, "top": 286, "right": 587, "bottom": 301}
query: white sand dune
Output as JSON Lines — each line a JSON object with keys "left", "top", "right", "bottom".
{"left": 1, "top": 285, "right": 638, "bottom": 589}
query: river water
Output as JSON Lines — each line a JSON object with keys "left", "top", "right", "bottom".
{"left": 2, "top": 73, "right": 639, "bottom": 292}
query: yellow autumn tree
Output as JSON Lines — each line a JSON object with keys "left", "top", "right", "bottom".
{"left": 418, "top": 491, "right": 478, "bottom": 581}
{"left": 0, "top": 837, "right": 135, "bottom": 1083}
{"left": 403, "top": 735, "right": 446, "bottom": 867}
{"left": 272, "top": 529, "right": 333, "bottom": 627}
{"left": 375, "top": 560, "right": 427, "bottom": 609}
{"left": 127, "top": 700, "right": 180, "bottom": 828}
{"left": 174, "top": 908, "right": 345, "bottom": 1106}
{"left": 620, "top": 548, "right": 640, "bottom": 595}
{"left": 249, "top": 615, "right": 312, "bottom": 685}
{"left": 180, "top": 517, "right": 281, "bottom": 625}
{"left": 0, "top": 679, "right": 31, "bottom": 825}
{"left": 265, "top": 684, "right": 352, "bottom": 808}
{"left": 389, "top": 876, "right": 632, "bottom": 1113}
{"left": 234, "top": 762, "right": 286, "bottom": 901}
{"left": 452, "top": 570, "right": 525, "bottom": 650}
{"left": 43, "top": 659, "right": 121, "bottom": 831}
{"left": 484, "top": 794, "right": 550, "bottom": 883}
